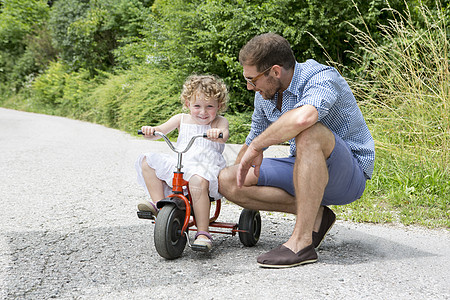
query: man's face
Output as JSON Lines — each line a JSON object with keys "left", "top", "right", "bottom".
{"left": 242, "top": 65, "right": 282, "bottom": 100}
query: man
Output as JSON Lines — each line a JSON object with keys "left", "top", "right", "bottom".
{"left": 218, "top": 33, "right": 375, "bottom": 268}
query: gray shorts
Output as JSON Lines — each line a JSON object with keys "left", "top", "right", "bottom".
{"left": 257, "top": 132, "right": 366, "bottom": 206}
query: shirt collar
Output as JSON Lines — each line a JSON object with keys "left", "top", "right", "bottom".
{"left": 284, "top": 61, "right": 302, "bottom": 97}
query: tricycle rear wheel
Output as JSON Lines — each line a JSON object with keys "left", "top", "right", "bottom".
{"left": 154, "top": 204, "right": 188, "bottom": 259}
{"left": 238, "top": 209, "right": 261, "bottom": 247}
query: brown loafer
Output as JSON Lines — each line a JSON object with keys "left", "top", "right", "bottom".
{"left": 257, "top": 244, "right": 318, "bottom": 268}
{"left": 312, "top": 206, "right": 336, "bottom": 248}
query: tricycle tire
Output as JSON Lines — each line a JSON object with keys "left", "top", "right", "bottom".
{"left": 238, "top": 209, "right": 261, "bottom": 247}
{"left": 154, "top": 204, "right": 188, "bottom": 259}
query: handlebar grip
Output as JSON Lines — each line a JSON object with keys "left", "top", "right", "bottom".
{"left": 202, "top": 133, "right": 223, "bottom": 138}
{"left": 137, "top": 130, "right": 156, "bottom": 136}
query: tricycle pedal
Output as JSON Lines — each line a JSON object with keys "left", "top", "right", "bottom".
{"left": 137, "top": 211, "right": 156, "bottom": 220}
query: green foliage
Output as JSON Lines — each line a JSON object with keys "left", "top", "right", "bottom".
{"left": 49, "top": 0, "right": 152, "bottom": 73}
{"left": 30, "top": 60, "right": 105, "bottom": 118}
{"left": 0, "top": 0, "right": 50, "bottom": 92}
{"left": 89, "top": 64, "right": 185, "bottom": 134}
{"left": 24, "top": 24, "right": 58, "bottom": 71}
{"left": 118, "top": 0, "right": 410, "bottom": 113}
{"left": 224, "top": 111, "right": 252, "bottom": 144}
{"left": 60, "top": 68, "right": 102, "bottom": 119}
{"left": 0, "top": 0, "right": 48, "bottom": 52}
{"left": 31, "top": 61, "right": 67, "bottom": 108}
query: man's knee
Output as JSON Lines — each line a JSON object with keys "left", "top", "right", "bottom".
{"left": 295, "top": 123, "right": 335, "bottom": 158}
{"left": 218, "top": 166, "right": 238, "bottom": 198}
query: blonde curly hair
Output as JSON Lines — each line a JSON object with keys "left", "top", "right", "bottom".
{"left": 181, "top": 74, "right": 228, "bottom": 114}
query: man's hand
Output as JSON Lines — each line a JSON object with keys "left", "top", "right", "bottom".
{"left": 237, "top": 145, "right": 263, "bottom": 188}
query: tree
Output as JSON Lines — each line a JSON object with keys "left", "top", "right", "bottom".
{"left": 0, "top": 0, "right": 50, "bottom": 92}
{"left": 49, "top": 0, "right": 152, "bottom": 74}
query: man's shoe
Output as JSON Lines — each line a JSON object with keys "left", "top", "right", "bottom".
{"left": 257, "top": 244, "right": 318, "bottom": 268}
{"left": 312, "top": 206, "right": 336, "bottom": 248}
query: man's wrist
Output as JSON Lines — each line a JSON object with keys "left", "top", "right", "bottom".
{"left": 249, "top": 141, "right": 263, "bottom": 153}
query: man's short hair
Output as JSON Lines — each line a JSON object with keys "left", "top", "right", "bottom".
{"left": 239, "top": 33, "right": 296, "bottom": 72}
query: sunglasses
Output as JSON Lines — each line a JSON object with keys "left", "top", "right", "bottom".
{"left": 243, "top": 66, "right": 273, "bottom": 87}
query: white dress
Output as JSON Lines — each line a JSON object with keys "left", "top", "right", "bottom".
{"left": 135, "top": 115, "right": 226, "bottom": 200}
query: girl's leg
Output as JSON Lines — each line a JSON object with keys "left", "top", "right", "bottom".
{"left": 189, "top": 175, "right": 211, "bottom": 239}
{"left": 138, "top": 156, "right": 165, "bottom": 213}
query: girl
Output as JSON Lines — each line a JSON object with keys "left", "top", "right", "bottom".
{"left": 135, "top": 74, "right": 229, "bottom": 252}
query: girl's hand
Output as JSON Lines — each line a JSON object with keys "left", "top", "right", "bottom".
{"left": 141, "top": 126, "right": 156, "bottom": 137}
{"left": 206, "top": 128, "right": 222, "bottom": 141}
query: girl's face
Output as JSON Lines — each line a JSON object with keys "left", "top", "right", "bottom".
{"left": 186, "top": 92, "right": 220, "bottom": 125}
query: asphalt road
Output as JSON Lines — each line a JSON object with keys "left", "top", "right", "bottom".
{"left": 1, "top": 107, "right": 449, "bottom": 299}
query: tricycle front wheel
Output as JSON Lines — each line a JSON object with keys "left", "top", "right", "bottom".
{"left": 154, "top": 204, "right": 188, "bottom": 259}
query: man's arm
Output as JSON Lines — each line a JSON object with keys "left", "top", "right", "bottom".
{"left": 236, "top": 105, "right": 318, "bottom": 188}
{"left": 250, "top": 104, "right": 318, "bottom": 152}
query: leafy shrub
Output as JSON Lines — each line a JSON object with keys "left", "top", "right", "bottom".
{"left": 31, "top": 61, "right": 68, "bottom": 109}
{"left": 60, "top": 68, "right": 103, "bottom": 119}
{"left": 224, "top": 111, "right": 252, "bottom": 144}
{"left": 30, "top": 61, "right": 105, "bottom": 118}
{"left": 90, "top": 65, "right": 185, "bottom": 134}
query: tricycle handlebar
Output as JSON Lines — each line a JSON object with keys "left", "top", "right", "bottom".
{"left": 137, "top": 130, "right": 222, "bottom": 154}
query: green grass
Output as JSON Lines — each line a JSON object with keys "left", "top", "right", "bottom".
{"left": 331, "top": 1, "right": 449, "bottom": 228}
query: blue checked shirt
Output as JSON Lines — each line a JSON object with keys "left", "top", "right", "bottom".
{"left": 246, "top": 60, "right": 375, "bottom": 179}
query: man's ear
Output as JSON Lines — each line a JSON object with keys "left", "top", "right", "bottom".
{"left": 272, "top": 65, "right": 283, "bottom": 78}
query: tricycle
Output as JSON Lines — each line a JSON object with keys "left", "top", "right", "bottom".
{"left": 137, "top": 130, "right": 261, "bottom": 259}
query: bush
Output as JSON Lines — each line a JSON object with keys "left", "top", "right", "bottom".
{"left": 224, "top": 111, "right": 252, "bottom": 144}
{"left": 30, "top": 61, "right": 105, "bottom": 118}
{"left": 31, "top": 61, "right": 68, "bottom": 109}
{"left": 90, "top": 65, "right": 185, "bottom": 134}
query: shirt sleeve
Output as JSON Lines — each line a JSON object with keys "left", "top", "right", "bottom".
{"left": 245, "top": 96, "right": 271, "bottom": 146}
{"left": 293, "top": 67, "right": 341, "bottom": 122}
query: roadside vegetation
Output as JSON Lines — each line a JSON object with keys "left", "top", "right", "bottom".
{"left": 1, "top": 0, "right": 448, "bottom": 227}
{"left": 331, "top": 2, "right": 449, "bottom": 227}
